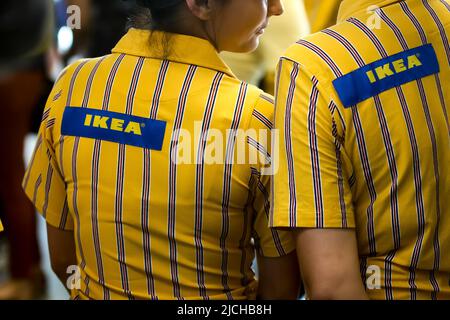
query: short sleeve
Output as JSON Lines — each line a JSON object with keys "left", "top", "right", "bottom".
{"left": 248, "top": 93, "right": 296, "bottom": 257}
{"left": 22, "top": 72, "right": 74, "bottom": 231}
{"left": 270, "top": 58, "right": 355, "bottom": 229}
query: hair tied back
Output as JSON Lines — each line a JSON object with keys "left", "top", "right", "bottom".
{"left": 136, "top": 0, "right": 183, "bottom": 9}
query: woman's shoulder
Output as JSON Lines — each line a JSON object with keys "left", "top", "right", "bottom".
{"left": 51, "top": 57, "right": 93, "bottom": 91}
{"left": 56, "top": 56, "right": 106, "bottom": 81}
{"left": 42, "top": 57, "right": 102, "bottom": 117}
{"left": 220, "top": 74, "right": 274, "bottom": 107}
{"left": 220, "top": 76, "right": 275, "bottom": 130}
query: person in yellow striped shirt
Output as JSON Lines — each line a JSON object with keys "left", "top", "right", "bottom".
{"left": 23, "top": 0, "right": 299, "bottom": 300}
{"left": 0, "top": 219, "right": 3, "bottom": 232}
{"left": 272, "top": 0, "right": 449, "bottom": 299}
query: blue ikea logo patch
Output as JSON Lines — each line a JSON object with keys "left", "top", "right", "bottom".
{"left": 333, "top": 44, "right": 440, "bottom": 108}
{"left": 61, "top": 107, "right": 166, "bottom": 150}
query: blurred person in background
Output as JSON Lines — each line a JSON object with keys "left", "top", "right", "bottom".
{"left": 0, "top": 0, "right": 55, "bottom": 299}
{"left": 304, "top": 0, "right": 341, "bottom": 33}
{"left": 220, "top": 0, "right": 310, "bottom": 94}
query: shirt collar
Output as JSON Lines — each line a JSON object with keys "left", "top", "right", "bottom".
{"left": 112, "top": 28, "right": 236, "bottom": 78}
{"left": 337, "top": 0, "right": 404, "bottom": 23}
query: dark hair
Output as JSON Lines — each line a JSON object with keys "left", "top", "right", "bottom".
{"left": 129, "top": 1, "right": 186, "bottom": 32}
{"left": 128, "top": 0, "right": 225, "bottom": 57}
{"left": 128, "top": 1, "right": 187, "bottom": 57}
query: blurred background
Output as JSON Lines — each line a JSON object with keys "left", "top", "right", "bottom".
{"left": 0, "top": 0, "right": 341, "bottom": 300}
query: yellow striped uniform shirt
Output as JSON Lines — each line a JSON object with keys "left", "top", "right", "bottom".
{"left": 272, "top": 0, "right": 449, "bottom": 299}
{"left": 23, "top": 29, "right": 295, "bottom": 300}
{"left": 0, "top": 219, "right": 3, "bottom": 232}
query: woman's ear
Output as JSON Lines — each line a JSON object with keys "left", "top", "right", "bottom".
{"left": 185, "top": 0, "right": 213, "bottom": 20}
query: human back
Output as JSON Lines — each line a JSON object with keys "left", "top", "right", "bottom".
{"left": 272, "top": 0, "right": 449, "bottom": 299}
{"left": 23, "top": 0, "right": 299, "bottom": 300}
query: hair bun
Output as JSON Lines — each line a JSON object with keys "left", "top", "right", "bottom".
{"left": 137, "top": 0, "right": 182, "bottom": 9}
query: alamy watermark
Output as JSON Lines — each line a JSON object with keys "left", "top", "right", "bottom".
{"left": 66, "top": 5, "right": 81, "bottom": 30}
{"left": 366, "top": 265, "right": 381, "bottom": 290}
{"left": 66, "top": 265, "right": 81, "bottom": 290}
{"left": 367, "top": 5, "right": 382, "bottom": 30}
{"left": 65, "top": 264, "right": 382, "bottom": 292}
{"left": 168, "top": 123, "right": 279, "bottom": 176}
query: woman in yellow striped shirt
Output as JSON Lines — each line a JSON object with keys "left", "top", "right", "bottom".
{"left": 23, "top": 0, "right": 300, "bottom": 300}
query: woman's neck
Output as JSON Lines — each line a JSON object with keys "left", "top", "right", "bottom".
{"left": 163, "top": 12, "right": 219, "bottom": 51}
